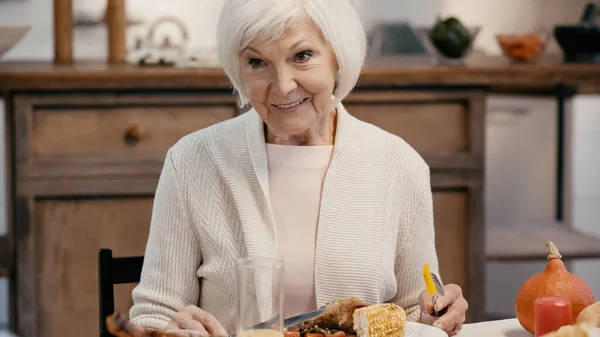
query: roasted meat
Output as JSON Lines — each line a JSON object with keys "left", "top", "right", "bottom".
{"left": 287, "top": 299, "right": 407, "bottom": 337}
{"left": 287, "top": 298, "right": 369, "bottom": 333}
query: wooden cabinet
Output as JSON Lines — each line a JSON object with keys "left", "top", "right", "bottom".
{"left": 11, "top": 91, "right": 241, "bottom": 337}
{"left": 433, "top": 191, "right": 469, "bottom": 289}
{"left": 4, "top": 58, "right": 600, "bottom": 337}
{"left": 32, "top": 198, "right": 153, "bottom": 337}
{"left": 30, "top": 105, "right": 235, "bottom": 158}
{"left": 345, "top": 89, "right": 485, "bottom": 322}
{"left": 345, "top": 89, "right": 484, "bottom": 170}
{"left": 5, "top": 86, "right": 485, "bottom": 337}
{"left": 15, "top": 93, "right": 238, "bottom": 182}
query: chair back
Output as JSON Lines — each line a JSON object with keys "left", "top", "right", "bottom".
{"left": 98, "top": 248, "right": 144, "bottom": 337}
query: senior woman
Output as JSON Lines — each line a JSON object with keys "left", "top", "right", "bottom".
{"left": 129, "top": 0, "right": 468, "bottom": 335}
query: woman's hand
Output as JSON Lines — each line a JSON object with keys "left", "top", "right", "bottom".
{"left": 418, "top": 284, "right": 469, "bottom": 336}
{"left": 165, "top": 305, "right": 228, "bottom": 337}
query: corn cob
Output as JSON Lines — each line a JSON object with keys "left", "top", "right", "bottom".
{"left": 352, "top": 303, "right": 406, "bottom": 337}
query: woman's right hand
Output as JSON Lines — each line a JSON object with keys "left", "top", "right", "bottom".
{"left": 165, "top": 305, "right": 228, "bottom": 337}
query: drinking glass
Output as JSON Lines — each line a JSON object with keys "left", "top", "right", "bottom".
{"left": 236, "top": 258, "right": 284, "bottom": 337}
{"left": 535, "top": 297, "right": 573, "bottom": 337}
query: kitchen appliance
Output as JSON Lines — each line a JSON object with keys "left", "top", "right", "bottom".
{"left": 127, "top": 16, "right": 189, "bottom": 66}
{"left": 554, "top": 3, "right": 600, "bottom": 63}
{"left": 366, "top": 22, "right": 437, "bottom": 66}
{"left": 127, "top": 16, "right": 220, "bottom": 68}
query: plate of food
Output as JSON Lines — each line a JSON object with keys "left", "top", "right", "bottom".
{"left": 284, "top": 321, "right": 446, "bottom": 337}
{"left": 403, "top": 322, "right": 448, "bottom": 337}
{"left": 105, "top": 297, "right": 447, "bottom": 337}
{"left": 283, "top": 297, "right": 447, "bottom": 337}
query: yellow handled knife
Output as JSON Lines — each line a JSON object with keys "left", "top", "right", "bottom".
{"left": 423, "top": 263, "right": 448, "bottom": 316}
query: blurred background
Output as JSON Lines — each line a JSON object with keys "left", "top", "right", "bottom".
{"left": 1, "top": 0, "right": 600, "bottom": 335}
{"left": 1, "top": 0, "right": 595, "bottom": 60}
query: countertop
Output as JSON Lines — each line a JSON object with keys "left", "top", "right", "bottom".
{"left": 1, "top": 54, "right": 600, "bottom": 93}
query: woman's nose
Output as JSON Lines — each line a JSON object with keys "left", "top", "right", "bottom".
{"left": 272, "top": 68, "right": 298, "bottom": 97}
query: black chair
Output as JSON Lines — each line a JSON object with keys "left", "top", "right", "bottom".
{"left": 98, "top": 248, "right": 144, "bottom": 337}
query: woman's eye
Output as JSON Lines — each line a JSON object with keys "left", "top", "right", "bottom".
{"left": 249, "top": 58, "right": 263, "bottom": 68}
{"left": 295, "top": 51, "right": 312, "bottom": 63}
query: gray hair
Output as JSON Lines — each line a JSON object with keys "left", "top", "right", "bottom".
{"left": 216, "top": 0, "right": 367, "bottom": 108}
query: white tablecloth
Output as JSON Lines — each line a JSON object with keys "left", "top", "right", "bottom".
{"left": 0, "top": 319, "right": 531, "bottom": 337}
{"left": 459, "top": 318, "right": 532, "bottom": 337}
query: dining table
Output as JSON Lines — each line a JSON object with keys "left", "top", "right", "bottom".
{"left": 0, "top": 318, "right": 533, "bottom": 337}
{"left": 457, "top": 318, "right": 532, "bottom": 337}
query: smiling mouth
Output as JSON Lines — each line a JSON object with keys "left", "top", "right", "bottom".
{"left": 274, "top": 98, "right": 308, "bottom": 110}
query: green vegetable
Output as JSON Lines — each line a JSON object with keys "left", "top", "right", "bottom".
{"left": 429, "top": 16, "right": 471, "bottom": 58}
{"left": 312, "top": 327, "right": 329, "bottom": 335}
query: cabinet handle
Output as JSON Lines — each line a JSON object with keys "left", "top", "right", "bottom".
{"left": 124, "top": 124, "right": 145, "bottom": 145}
{"left": 488, "top": 106, "right": 529, "bottom": 115}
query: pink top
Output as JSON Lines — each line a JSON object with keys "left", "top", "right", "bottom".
{"left": 266, "top": 143, "right": 334, "bottom": 318}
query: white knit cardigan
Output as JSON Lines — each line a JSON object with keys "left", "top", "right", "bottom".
{"left": 129, "top": 103, "right": 440, "bottom": 333}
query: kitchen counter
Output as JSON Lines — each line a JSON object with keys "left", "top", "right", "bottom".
{"left": 1, "top": 54, "right": 600, "bottom": 93}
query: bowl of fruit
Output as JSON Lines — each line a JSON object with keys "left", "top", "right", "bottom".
{"left": 496, "top": 33, "right": 549, "bottom": 62}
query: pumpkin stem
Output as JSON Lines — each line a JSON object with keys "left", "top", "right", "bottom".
{"left": 545, "top": 241, "right": 562, "bottom": 260}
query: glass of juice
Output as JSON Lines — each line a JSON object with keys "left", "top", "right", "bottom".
{"left": 236, "top": 257, "right": 284, "bottom": 337}
{"left": 535, "top": 297, "right": 573, "bottom": 337}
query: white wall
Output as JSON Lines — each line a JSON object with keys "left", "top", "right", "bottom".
{"left": 3, "top": 0, "right": 598, "bottom": 61}
{"left": 358, "top": 0, "right": 599, "bottom": 55}
{"left": 1, "top": 0, "right": 600, "bottom": 327}
{"left": 0, "top": 0, "right": 225, "bottom": 60}
{"left": 571, "top": 95, "right": 600, "bottom": 295}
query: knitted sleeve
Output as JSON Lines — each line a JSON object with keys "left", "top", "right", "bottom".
{"left": 387, "top": 156, "right": 440, "bottom": 323}
{"left": 128, "top": 148, "right": 202, "bottom": 330}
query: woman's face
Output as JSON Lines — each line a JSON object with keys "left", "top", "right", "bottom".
{"left": 240, "top": 18, "right": 338, "bottom": 141}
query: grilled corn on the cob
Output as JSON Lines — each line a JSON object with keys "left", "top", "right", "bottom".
{"left": 352, "top": 303, "right": 406, "bottom": 337}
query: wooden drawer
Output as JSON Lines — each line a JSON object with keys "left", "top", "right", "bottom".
{"left": 430, "top": 173, "right": 484, "bottom": 323}
{"left": 31, "top": 105, "right": 233, "bottom": 158}
{"left": 345, "top": 90, "right": 485, "bottom": 170}
{"left": 349, "top": 102, "right": 467, "bottom": 152}
{"left": 15, "top": 92, "right": 238, "bottom": 179}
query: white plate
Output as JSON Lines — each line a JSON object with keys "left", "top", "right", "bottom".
{"left": 405, "top": 321, "right": 448, "bottom": 337}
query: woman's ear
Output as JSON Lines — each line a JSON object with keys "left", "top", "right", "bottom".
{"left": 333, "top": 68, "right": 340, "bottom": 93}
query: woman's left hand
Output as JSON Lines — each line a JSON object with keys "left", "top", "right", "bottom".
{"left": 418, "top": 283, "right": 469, "bottom": 336}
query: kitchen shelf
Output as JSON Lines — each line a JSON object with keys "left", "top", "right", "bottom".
{"left": 486, "top": 221, "right": 600, "bottom": 261}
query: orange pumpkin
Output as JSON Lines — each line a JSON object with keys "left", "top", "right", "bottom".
{"left": 515, "top": 241, "right": 595, "bottom": 334}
